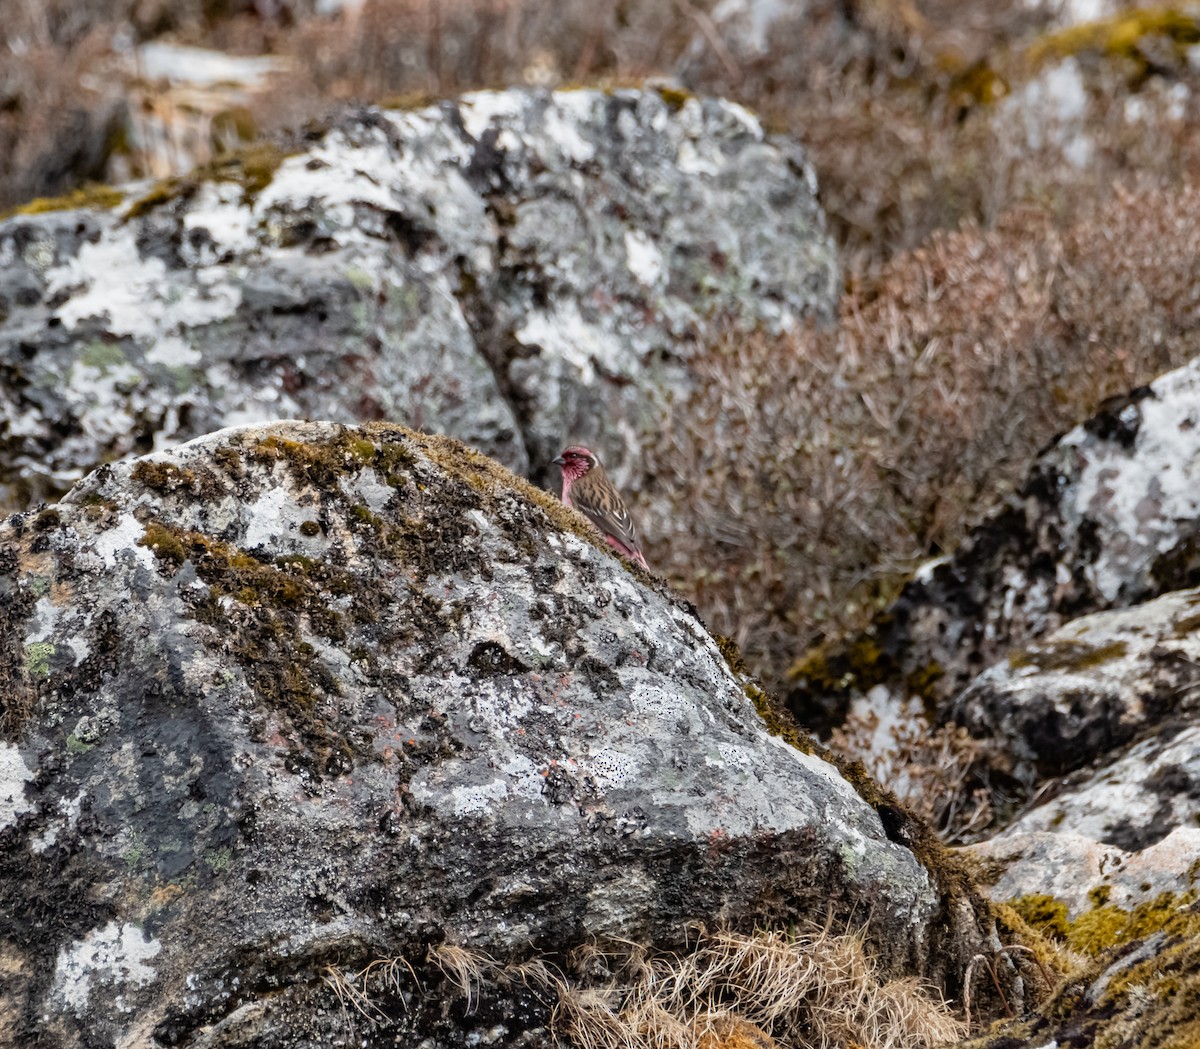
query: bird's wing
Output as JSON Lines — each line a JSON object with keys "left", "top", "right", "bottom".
{"left": 573, "top": 472, "right": 645, "bottom": 557}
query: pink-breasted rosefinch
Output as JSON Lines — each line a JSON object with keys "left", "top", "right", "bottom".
{"left": 552, "top": 445, "right": 650, "bottom": 571}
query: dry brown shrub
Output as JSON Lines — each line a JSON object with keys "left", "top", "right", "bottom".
{"left": 644, "top": 183, "right": 1200, "bottom": 698}
{"left": 254, "top": 0, "right": 695, "bottom": 127}
{"left": 829, "top": 710, "right": 994, "bottom": 843}
{"left": 0, "top": 25, "right": 122, "bottom": 210}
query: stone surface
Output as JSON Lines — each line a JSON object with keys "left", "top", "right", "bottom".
{"left": 788, "top": 355, "right": 1200, "bottom": 731}
{"left": 971, "top": 827, "right": 1200, "bottom": 919}
{"left": 0, "top": 421, "right": 982, "bottom": 1048}
{"left": 948, "top": 587, "right": 1200, "bottom": 796}
{"left": 0, "top": 87, "right": 839, "bottom": 514}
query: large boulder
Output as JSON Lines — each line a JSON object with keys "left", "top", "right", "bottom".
{"left": 788, "top": 355, "right": 1200, "bottom": 731}
{"left": 954, "top": 585, "right": 1200, "bottom": 913}
{"left": 0, "top": 422, "right": 987, "bottom": 1047}
{"left": 948, "top": 587, "right": 1200, "bottom": 802}
{"left": 0, "top": 87, "right": 839, "bottom": 514}
{"left": 953, "top": 588, "right": 1200, "bottom": 1049}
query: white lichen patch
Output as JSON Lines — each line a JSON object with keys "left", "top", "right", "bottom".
{"left": 446, "top": 778, "right": 511, "bottom": 817}
{"left": 538, "top": 91, "right": 601, "bottom": 165}
{"left": 1059, "top": 358, "right": 1200, "bottom": 600}
{"left": 0, "top": 744, "right": 35, "bottom": 831}
{"left": 257, "top": 128, "right": 400, "bottom": 226}
{"left": 144, "top": 334, "right": 203, "bottom": 369}
{"left": 515, "top": 300, "right": 633, "bottom": 384}
{"left": 46, "top": 225, "right": 240, "bottom": 338}
{"left": 52, "top": 922, "right": 162, "bottom": 1013}
{"left": 241, "top": 487, "right": 295, "bottom": 550}
{"left": 581, "top": 748, "right": 639, "bottom": 790}
{"left": 182, "top": 181, "right": 257, "bottom": 258}
{"left": 624, "top": 229, "right": 664, "bottom": 287}
{"left": 31, "top": 789, "right": 86, "bottom": 852}
{"left": 468, "top": 680, "right": 536, "bottom": 736}
{"left": 499, "top": 755, "right": 544, "bottom": 801}
{"left": 626, "top": 678, "right": 705, "bottom": 734}
{"left": 90, "top": 513, "right": 158, "bottom": 570}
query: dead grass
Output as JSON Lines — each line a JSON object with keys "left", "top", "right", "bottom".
{"left": 322, "top": 952, "right": 419, "bottom": 1030}
{"left": 427, "top": 942, "right": 496, "bottom": 1014}
{"left": 321, "top": 926, "right": 969, "bottom": 1046}
{"left": 552, "top": 926, "right": 966, "bottom": 1049}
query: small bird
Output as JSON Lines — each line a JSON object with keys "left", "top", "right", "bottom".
{"left": 552, "top": 445, "right": 650, "bottom": 571}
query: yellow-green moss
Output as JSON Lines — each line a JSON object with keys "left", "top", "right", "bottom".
{"left": 945, "top": 58, "right": 1010, "bottom": 108}
{"left": 787, "top": 632, "right": 894, "bottom": 695}
{"left": 655, "top": 85, "right": 695, "bottom": 112}
{"left": 905, "top": 661, "right": 945, "bottom": 700}
{"left": 1171, "top": 612, "right": 1200, "bottom": 638}
{"left": 0, "top": 183, "right": 125, "bottom": 222}
{"left": 377, "top": 91, "right": 439, "bottom": 111}
{"left": 131, "top": 460, "right": 202, "bottom": 496}
{"left": 1011, "top": 887, "right": 1198, "bottom": 959}
{"left": 125, "top": 141, "right": 294, "bottom": 219}
{"left": 139, "top": 522, "right": 187, "bottom": 564}
{"left": 24, "top": 642, "right": 54, "bottom": 679}
{"left": 1087, "top": 892, "right": 1196, "bottom": 955}
{"left": 1026, "top": 7, "right": 1200, "bottom": 68}
{"left": 1010, "top": 894, "right": 1070, "bottom": 940}
{"left": 1008, "top": 639, "right": 1128, "bottom": 673}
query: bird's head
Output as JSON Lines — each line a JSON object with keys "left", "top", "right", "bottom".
{"left": 552, "top": 446, "right": 597, "bottom": 482}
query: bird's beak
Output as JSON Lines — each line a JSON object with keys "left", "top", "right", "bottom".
{"left": 551, "top": 456, "right": 565, "bottom": 466}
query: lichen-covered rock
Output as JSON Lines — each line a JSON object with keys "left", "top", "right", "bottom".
{"left": 788, "top": 355, "right": 1200, "bottom": 731}
{"left": 971, "top": 827, "right": 1200, "bottom": 919}
{"left": 0, "top": 87, "right": 838, "bottom": 514}
{"left": 0, "top": 422, "right": 981, "bottom": 1048}
{"left": 948, "top": 587, "right": 1200, "bottom": 795}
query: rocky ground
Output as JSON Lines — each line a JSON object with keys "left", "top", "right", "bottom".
{"left": 5, "top": 3, "right": 1200, "bottom": 1048}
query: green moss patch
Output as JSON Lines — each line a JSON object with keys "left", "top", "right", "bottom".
{"left": 0, "top": 183, "right": 125, "bottom": 222}
{"left": 131, "top": 460, "right": 224, "bottom": 499}
{"left": 138, "top": 521, "right": 357, "bottom": 776}
{"left": 1008, "top": 639, "right": 1128, "bottom": 673}
{"left": 1010, "top": 894, "right": 1070, "bottom": 940}
{"left": 125, "top": 141, "right": 294, "bottom": 219}
{"left": 994, "top": 891, "right": 1200, "bottom": 1049}
{"left": 24, "top": 642, "right": 54, "bottom": 679}
{"left": 1027, "top": 7, "right": 1200, "bottom": 70}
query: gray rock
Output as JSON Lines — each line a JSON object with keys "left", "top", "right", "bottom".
{"left": 788, "top": 355, "right": 1200, "bottom": 731}
{"left": 970, "top": 827, "right": 1200, "bottom": 919}
{"left": 948, "top": 587, "right": 1200, "bottom": 798}
{"left": 0, "top": 421, "right": 980, "bottom": 1047}
{"left": 0, "top": 88, "right": 839, "bottom": 514}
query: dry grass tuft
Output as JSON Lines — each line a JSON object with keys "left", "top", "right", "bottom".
{"left": 322, "top": 953, "right": 419, "bottom": 1029}
{"left": 553, "top": 926, "right": 966, "bottom": 1049}
{"left": 322, "top": 926, "right": 967, "bottom": 1047}
{"left": 428, "top": 942, "right": 497, "bottom": 1014}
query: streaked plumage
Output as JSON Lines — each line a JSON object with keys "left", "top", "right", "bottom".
{"left": 552, "top": 445, "right": 650, "bottom": 571}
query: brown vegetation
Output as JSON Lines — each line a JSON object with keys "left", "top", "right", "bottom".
{"left": 644, "top": 183, "right": 1200, "bottom": 699}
